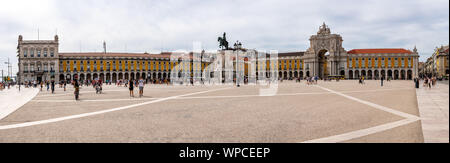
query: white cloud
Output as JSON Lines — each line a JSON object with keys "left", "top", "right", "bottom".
{"left": 0, "top": 0, "right": 448, "bottom": 74}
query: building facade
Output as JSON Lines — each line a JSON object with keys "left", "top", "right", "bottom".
{"left": 299, "top": 23, "right": 420, "bottom": 80}
{"left": 421, "top": 45, "right": 449, "bottom": 78}
{"left": 17, "top": 35, "right": 60, "bottom": 83}
{"left": 17, "top": 23, "right": 421, "bottom": 83}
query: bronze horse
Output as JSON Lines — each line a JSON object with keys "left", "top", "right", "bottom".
{"left": 218, "top": 32, "right": 229, "bottom": 50}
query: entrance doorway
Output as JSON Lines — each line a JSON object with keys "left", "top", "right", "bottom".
{"left": 318, "top": 50, "right": 329, "bottom": 79}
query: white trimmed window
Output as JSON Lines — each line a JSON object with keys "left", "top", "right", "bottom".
{"left": 388, "top": 58, "right": 391, "bottom": 68}
{"left": 401, "top": 58, "right": 405, "bottom": 67}
{"left": 30, "top": 48, "right": 34, "bottom": 57}
{"left": 375, "top": 58, "right": 378, "bottom": 67}
{"left": 44, "top": 48, "right": 48, "bottom": 57}
{"left": 349, "top": 58, "right": 353, "bottom": 68}
{"left": 395, "top": 58, "right": 398, "bottom": 67}
{"left": 23, "top": 48, "right": 28, "bottom": 57}
{"left": 50, "top": 49, "right": 54, "bottom": 57}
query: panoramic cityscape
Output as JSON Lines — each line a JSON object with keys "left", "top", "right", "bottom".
{"left": 0, "top": 0, "right": 448, "bottom": 149}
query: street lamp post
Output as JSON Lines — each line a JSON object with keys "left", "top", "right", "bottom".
{"left": 236, "top": 50, "right": 240, "bottom": 87}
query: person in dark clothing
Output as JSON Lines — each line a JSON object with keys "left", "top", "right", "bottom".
{"left": 51, "top": 80, "right": 55, "bottom": 94}
{"left": 414, "top": 77, "right": 419, "bottom": 88}
{"left": 129, "top": 79, "right": 134, "bottom": 97}
{"left": 74, "top": 80, "right": 80, "bottom": 100}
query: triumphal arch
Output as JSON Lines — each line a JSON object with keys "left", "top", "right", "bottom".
{"left": 302, "top": 23, "right": 348, "bottom": 78}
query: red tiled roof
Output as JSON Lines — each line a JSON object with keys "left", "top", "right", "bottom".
{"left": 279, "top": 52, "right": 304, "bottom": 57}
{"left": 347, "top": 49, "right": 413, "bottom": 54}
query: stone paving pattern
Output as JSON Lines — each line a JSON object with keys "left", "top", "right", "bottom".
{"left": 0, "top": 80, "right": 436, "bottom": 143}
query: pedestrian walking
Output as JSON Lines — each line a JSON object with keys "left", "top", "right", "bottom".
{"left": 74, "top": 80, "right": 80, "bottom": 100}
{"left": 138, "top": 78, "right": 145, "bottom": 97}
{"left": 428, "top": 78, "right": 432, "bottom": 89}
{"left": 51, "top": 80, "right": 55, "bottom": 94}
{"left": 414, "top": 77, "right": 420, "bottom": 89}
{"left": 129, "top": 79, "right": 134, "bottom": 97}
{"left": 46, "top": 81, "right": 50, "bottom": 91}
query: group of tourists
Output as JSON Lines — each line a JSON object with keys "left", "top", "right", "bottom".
{"left": 126, "top": 78, "right": 146, "bottom": 97}
{"left": 0, "top": 82, "right": 11, "bottom": 90}
{"left": 358, "top": 76, "right": 366, "bottom": 85}
{"left": 422, "top": 76, "right": 437, "bottom": 89}
{"left": 22, "top": 80, "right": 56, "bottom": 94}
{"left": 306, "top": 76, "right": 319, "bottom": 85}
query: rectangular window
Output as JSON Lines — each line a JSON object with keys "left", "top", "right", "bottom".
{"left": 44, "top": 50, "right": 47, "bottom": 57}
{"left": 395, "top": 58, "right": 398, "bottom": 67}
{"left": 37, "top": 50, "right": 41, "bottom": 57}
{"left": 408, "top": 58, "right": 412, "bottom": 68}
{"left": 375, "top": 58, "right": 378, "bottom": 67}
{"left": 401, "top": 58, "right": 405, "bottom": 67}
{"left": 30, "top": 49, "right": 34, "bottom": 57}
{"left": 66, "top": 61, "right": 70, "bottom": 71}
{"left": 23, "top": 49, "right": 27, "bottom": 57}
{"left": 362, "top": 58, "right": 365, "bottom": 68}
{"left": 388, "top": 58, "right": 391, "bottom": 68}
{"left": 50, "top": 50, "right": 54, "bottom": 57}
{"left": 349, "top": 58, "right": 353, "bottom": 68}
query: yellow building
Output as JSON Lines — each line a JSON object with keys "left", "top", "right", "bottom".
{"left": 346, "top": 48, "right": 419, "bottom": 80}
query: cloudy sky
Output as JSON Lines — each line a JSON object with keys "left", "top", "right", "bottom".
{"left": 0, "top": 0, "right": 448, "bottom": 75}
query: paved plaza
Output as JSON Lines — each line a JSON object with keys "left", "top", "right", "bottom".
{"left": 416, "top": 81, "right": 449, "bottom": 143}
{"left": 0, "top": 80, "right": 445, "bottom": 143}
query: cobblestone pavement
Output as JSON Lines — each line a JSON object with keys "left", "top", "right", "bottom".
{"left": 0, "top": 80, "right": 425, "bottom": 143}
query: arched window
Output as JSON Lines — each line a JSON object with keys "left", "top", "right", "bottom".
{"left": 37, "top": 48, "right": 41, "bottom": 57}
{"left": 43, "top": 48, "right": 48, "bottom": 57}
{"left": 23, "top": 48, "right": 28, "bottom": 57}
{"left": 30, "top": 48, "right": 34, "bottom": 57}
{"left": 24, "top": 64, "right": 28, "bottom": 72}
{"left": 375, "top": 58, "right": 378, "bottom": 67}
{"left": 50, "top": 48, "right": 55, "bottom": 57}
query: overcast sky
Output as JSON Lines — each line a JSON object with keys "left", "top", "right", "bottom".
{"left": 0, "top": 0, "right": 448, "bottom": 75}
